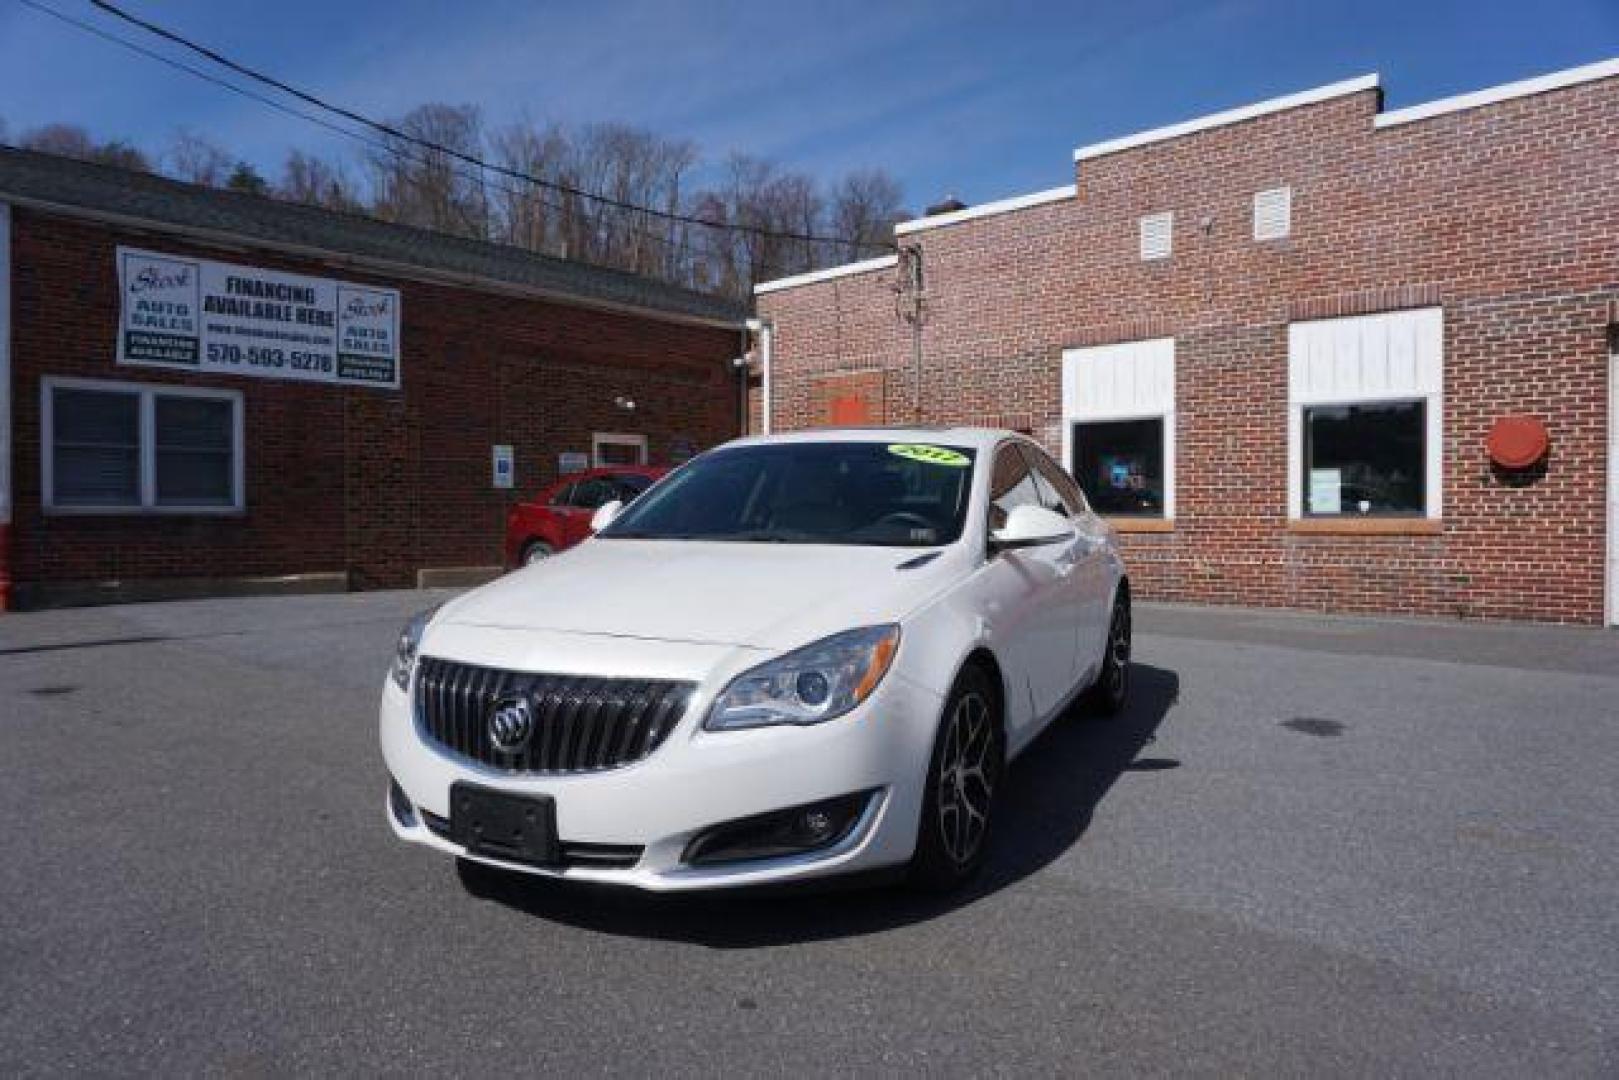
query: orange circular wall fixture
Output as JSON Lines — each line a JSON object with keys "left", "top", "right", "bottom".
{"left": 1486, "top": 416, "right": 1549, "bottom": 469}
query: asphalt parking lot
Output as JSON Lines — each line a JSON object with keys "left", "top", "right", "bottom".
{"left": 1, "top": 591, "right": 1616, "bottom": 1075}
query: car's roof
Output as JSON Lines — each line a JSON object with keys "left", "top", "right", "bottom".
{"left": 723, "top": 426, "right": 1016, "bottom": 452}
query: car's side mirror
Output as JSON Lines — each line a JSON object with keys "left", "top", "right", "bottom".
{"left": 590, "top": 499, "right": 623, "bottom": 533}
{"left": 989, "top": 504, "right": 1072, "bottom": 553}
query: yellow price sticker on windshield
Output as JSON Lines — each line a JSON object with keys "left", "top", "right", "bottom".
{"left": 887, "top": 443, "right": 970, "bottom": 468}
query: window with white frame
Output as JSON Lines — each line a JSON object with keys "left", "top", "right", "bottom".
{"left": 592, "top": 431, "right": 647, "bottom": 468}
{"left": 43, "top": 378, "right": 243, "bottom": 512}
{"left": 1287, "top": 308, "right": 1443, "bottom": 520}
{"left": 1061, "top": 337, "right": 1176, "bottom": 519}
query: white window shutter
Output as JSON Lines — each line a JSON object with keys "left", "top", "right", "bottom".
{"left": 1253, "top": 187, "right": 1291, "bottom": 240}
{"left": 1139, "top": 212, "right": 1172, "bottom": 260}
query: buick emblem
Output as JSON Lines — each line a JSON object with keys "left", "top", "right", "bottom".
{"left": 487, "top": 696, "right": 535, "bottom": 754}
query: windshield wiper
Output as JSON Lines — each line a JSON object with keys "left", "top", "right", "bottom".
{"left": 599, "top": 530, "right": 702, "bottom": 540}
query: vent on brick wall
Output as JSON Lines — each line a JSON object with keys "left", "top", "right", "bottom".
{"left": 1253, "top": 186, "right": 1291, "bottom": 241}
{"left": 1139, "top": 212, "right": 1172, "bottom": 260}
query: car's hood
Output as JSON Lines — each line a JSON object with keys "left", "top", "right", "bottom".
{"left": 440, "top": 539, "right": 964, "bottom": 651}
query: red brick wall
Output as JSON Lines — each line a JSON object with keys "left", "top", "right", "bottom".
{"left": 759, "top": 78, "right": 1619, "bottom": 623}
{"left": 8, "top": 211, "right": 741, "bottom": 595}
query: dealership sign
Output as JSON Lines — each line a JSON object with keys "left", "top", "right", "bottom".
{"left": 116, "top": 247, "right": 401, "bottom": 388}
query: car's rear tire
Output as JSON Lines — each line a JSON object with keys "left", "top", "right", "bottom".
{"left": 521, "top": 540, "right": 554, "bottom": 565}
{"left": 1083, "top": 591, "right": 1131, "bottom": 717}
{"left": 908, "top": 664, "right": 1005, "bottom": 893}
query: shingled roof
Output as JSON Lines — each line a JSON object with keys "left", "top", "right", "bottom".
{"left": 0, "top": 146, "right": 748, "bottom": 327}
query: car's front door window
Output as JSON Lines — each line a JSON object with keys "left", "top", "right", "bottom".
{"left": 987, "top": 444, "right": 1044, "bottom": 533}
{"left": 1022, "top": 444, "right": 1088, "bottom": 517}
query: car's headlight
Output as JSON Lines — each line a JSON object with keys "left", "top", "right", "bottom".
{"left": 705, "top": 625, "right": 900, "bottom": 731}
{"left": 389, "top": 606, "right": 440, "bottom": 691}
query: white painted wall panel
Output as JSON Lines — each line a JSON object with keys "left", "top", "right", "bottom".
{"left": 1289, "top": 307, "right": 1442, "bottom": 404}
{"left": 1063, "top": 337, "right": 1175, "bottom": 421}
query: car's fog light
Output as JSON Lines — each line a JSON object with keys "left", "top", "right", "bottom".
{"left": 388, "top": 777, "right": 417, "bottom": 828}
{"left": 683, "top": 791, "right": 876, "bottom": 866}
{"left": 799, "top": 808, "right": 835, "bottom": 842}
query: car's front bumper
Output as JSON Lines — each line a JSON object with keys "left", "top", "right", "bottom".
{"left": 378, "top": 651, "right": 945, "bottom": 892}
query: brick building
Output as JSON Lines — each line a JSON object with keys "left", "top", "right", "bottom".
{"left": 0, "top": 148, "right": 748, "bottom": 609}
{"left": 754, "top": 59, "right": 1619, "bottom": 625}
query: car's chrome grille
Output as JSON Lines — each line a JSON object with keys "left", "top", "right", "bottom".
{"left": 414, "top": 657, "right": 693, "bottom": 774}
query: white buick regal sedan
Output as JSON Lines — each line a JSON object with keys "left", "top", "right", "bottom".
{"left": 380, "top": 427, "right": 1130, "bottom": 893}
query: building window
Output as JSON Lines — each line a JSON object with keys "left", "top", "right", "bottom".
{"left": 1072, "top": 418, "right": 1167, "bottom": 517}
{"left": 154, "top": 395, "right": 237, "bottom": 507}
{"left": 592, "top": 431, "right": 647, "bottom": 467}
{"left": 43, "top": 378, "right": 243, "bottom": 513}
{"left": 1302, "top": 401, "right": 1425, "bottom": 516}
{"left": 1287, "top": 307, "right": 1443, "bottom": 521}
{"left": 1253, "top": 186, "right": 1292, "bottom": 240}
{"left": 1061, "top": 337, "right": 1176, "bottom": 520}
{"left": 1139, "top": 212, "right": 1173, "bottom": 260}
{"left": 49, "top": 387, "right": 142, "bottom": 507}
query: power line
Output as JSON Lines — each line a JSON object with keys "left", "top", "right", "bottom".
{"left": 12, "top": 0, "right": 840, "bottom": 283}
{"left": 87, "top": 0, "right": 887, "bottom": 252}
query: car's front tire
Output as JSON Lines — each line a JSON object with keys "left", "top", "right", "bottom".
{"left": 521, "top": 540, "right": 554, "bottom": 565}
{"left": 908, "top": 664, "right": 1004, "bottom": 893}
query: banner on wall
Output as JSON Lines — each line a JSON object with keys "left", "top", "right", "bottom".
{"left": 116, "top": 246, "right": 401, "bottom": 389}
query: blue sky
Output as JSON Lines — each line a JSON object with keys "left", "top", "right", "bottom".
{"left": 1, "top": 0, "right": 1616, "bottom": 211}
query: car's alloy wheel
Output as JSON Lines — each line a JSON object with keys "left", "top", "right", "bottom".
{"left": 522, "top": 541, "right": 554, "bottom": 565}
{"left": 1086, "top": 593, "right": 1131, "bottom": 716}
{"left": 938, "top": 690, "right": 996, "bottom": 865}
{"left": 910, "top": 665, "right": 1003, "bottom": 891}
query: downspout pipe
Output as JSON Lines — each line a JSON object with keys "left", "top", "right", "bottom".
{"left": 0, "top": 203, "right": 12, "bottom": 611}
{"left": 745, "top": 316, "right": 773, "bottom": 435}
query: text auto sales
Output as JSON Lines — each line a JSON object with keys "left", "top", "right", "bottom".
{"left": 204, "top": 275, "right": 335, "bottom": 327}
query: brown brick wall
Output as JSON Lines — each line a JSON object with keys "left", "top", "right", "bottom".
{"left": 760, "top": 77, "right": 1619, "bottom": 623}
{"left": 9, "top": 210, "right": 742, "bottom": 595}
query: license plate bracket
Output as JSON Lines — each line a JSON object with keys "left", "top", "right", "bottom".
{"left": 449, "top": 782, "right": 559, "bottom": 867}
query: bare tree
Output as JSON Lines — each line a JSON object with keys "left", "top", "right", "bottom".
{"left": 20, "top": 123, "right": 152, "bottom": 172}
{"left": 165, "top": 130, "right": 232, "bottom": 186}
{"left": 489, "top": 117, "right": 571, "bottom": 255}
{"left": 831, "top": 168, "right": 906, "bottom": 261}
{"left": 8, "top": 103, "right": 904, "bottom": 300}
{"left": 568, "top": 122, "right": 698, "bottom": 276}
{"left": 19, "top": 123, "right": 97, "bottom": 159}
{"left": 691, "top": 153, "right": 832, "bottom": 297}
{"left": 279, "top": 149, "right": 361, "bottom": 212}
{"left": 368, "top": 104, "right": 490, "bottom": 239}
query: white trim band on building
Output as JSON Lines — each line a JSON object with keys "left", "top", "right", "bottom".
{"left": 753, "top": 254, "right": 899, "bottom": 296}
{"left": 1073, "top": 74, "right": 1380, "bottom": 162}
{"left": 1374, "top": 55, "right": 1619, "bottom": 128}
{"left": 894, "top": 184, "right": 1077, "bottom": 236}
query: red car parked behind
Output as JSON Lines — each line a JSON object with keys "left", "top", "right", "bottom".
{"left": 503, "top": 465, "right": 668, "bottom": 567}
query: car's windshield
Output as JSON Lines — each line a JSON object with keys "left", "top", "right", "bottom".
{"left": 598, "top": 441, "right": 977, "bottom": 547}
